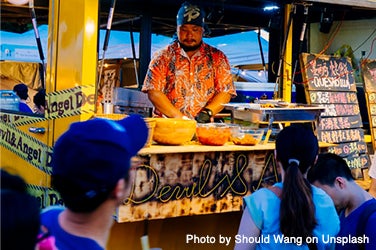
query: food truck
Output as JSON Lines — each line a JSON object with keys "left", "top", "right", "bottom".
{"left": 1, "top": 0, "right": 375, "bottom": 249}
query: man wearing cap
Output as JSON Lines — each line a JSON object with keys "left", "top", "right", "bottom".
{"left": 40, "top": 115, "right": 149, "bottom": 250}
{"left": 142, "top": 1, "right": 236, "bottom": 123}
{"left": 13, "top": 83, "right": 33, "bottom": 113}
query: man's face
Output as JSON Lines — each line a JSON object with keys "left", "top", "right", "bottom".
{"left": 177, "top": 24, "right": 203, "bottom": 51}
{"left": 312, "top": 180, "right": 346, "bottom": 212}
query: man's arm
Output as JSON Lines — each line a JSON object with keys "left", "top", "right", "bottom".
{"left": 204, "top": 92, "right": 232, "bottom": 115}
{"left": 147, "top": 90, "right": 186, "bottom": 118}
{"left": 195, "top": 92, "right": 232, "bottom": 123}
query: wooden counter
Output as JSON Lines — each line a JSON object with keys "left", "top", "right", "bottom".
{"left": 138, "top": 142, "right": 276, "bottom": 154}
{"left": 118, "top": 141, "right": 333, "bottom": 223}
{"left": 139, "top": 141, "right": 334, "bottom": 154}
{"left": 110, "top": 141, "right": 334, "bottom": 250}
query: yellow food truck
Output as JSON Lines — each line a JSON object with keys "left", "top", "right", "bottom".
{"left": 1, "top": 1, "right": 375, "bottom": 249}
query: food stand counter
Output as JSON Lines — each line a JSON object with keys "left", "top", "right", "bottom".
{"left": 118, "top": 141, "right": 332, "bottom": 223}
{"left": 110, "top": 141, "right": 332, "bottom": 250}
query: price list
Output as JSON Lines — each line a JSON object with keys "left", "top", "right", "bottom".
{"left": 300, "top": 53, "right": 370, "bottom": 177}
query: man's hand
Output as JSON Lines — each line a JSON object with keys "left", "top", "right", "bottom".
{"left": 195, "top": 108, "right": 212, "bottom": 123}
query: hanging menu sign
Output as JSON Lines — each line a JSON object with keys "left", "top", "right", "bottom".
{"left": 300, "top": 53, "right": 370, "bottom": 176}
{"left": 362, "top": 60, "right": 376, "bottom": 151}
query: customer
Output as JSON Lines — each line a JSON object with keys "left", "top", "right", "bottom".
{"left": 142, "top": 1, "right": 236, "bottom": 123}
{"left": 13, "top": 83, "right": 33, "bottom": 113}
{"left": 235, "top": 124, "right": 339, "bottom": 250}
{"left": 41, "top": 114, "right": 149, "bottom": 250}
{"left": 1, "top": 169, "right": 40, "bottom": 250}
{"left": 308, "top": 153, "right": 376, "bottom": 250}
{"left": 33, "top": 88, "right": 46, "bottom": 115}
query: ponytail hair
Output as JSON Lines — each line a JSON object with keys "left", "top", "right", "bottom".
{"left": 275, "top": 124, "right": 318, "bottom": 241}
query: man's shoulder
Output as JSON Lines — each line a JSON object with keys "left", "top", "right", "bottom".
{"left": 41, "top": 205, "right": 65, "bottom": 217}
{"left": 19, "top": 102, "right": 33, "bottom": 112}
{"left": 362, "top": 198, "right": 376, "bottom": 210}
{"left": 202, "top": 42, "right": 223, "bottom": 53}
{"left": 152, "top": 41, "right": 178, "bottom": 59}
{"left": 365, "top": 199, "right": 376, "bottom": 218}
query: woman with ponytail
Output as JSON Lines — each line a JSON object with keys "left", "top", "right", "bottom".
{"left": 235, "top": 124, "right": 339, "bottom": 250}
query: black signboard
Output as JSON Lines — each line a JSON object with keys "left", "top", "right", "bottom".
{"left": 300, "top": 53, "right": 369, "bottom": 175}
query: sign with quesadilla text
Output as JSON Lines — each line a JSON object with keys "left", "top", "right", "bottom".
{"left": 300, "top": 53, "right": 369, "bottom": 177}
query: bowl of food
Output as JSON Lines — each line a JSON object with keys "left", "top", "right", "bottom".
{"left": 196, "top": 123, "right": 231, "bottom": 146}
{"left": 152, "top": 118, "right": 196, "bottom": 145}
{"left": 230, "top": 127, "right": 264, "bottom": 145}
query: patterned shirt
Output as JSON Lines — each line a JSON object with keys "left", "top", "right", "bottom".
{"left": 142, "top": 40, "right": 236, "bottom": 118}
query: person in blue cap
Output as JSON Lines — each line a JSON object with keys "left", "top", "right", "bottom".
{"left": 40, "top": 115, "right": 149, "bottom": 250}
{"left": 142, "top": 1, "right": 236, "bottom": 123}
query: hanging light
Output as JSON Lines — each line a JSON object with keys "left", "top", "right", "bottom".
{"left": 7, "top": 0, "right": 29, "bottom": 5}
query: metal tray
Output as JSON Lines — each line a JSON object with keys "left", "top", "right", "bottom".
{"left": 223, "top": 103, "right": 326, "bottom": 123}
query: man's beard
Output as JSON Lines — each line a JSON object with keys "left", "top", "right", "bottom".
{"left": 179, "top": 41, "right": 202, "bottom": 52}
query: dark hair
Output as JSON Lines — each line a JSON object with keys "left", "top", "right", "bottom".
{"left": 51, "top": 174, "right": 118, "bottom": 213}
{"left": 308, "top": 152, "right": 354, "bottom": 186}
{"left": 13, "top": 83, "right": 29, "bottom": 100}
{"left": 1, "top": 169, "right": 40, "bottom": 250}
{"left": 33, "top": 89, "right": 46, "bottom": 109}
{"left": 275, "top": 124, "right": 318, "bottom": 241}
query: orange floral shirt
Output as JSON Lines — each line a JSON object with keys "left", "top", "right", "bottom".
{"left": 142, "top": 41, "right": 236, "bottom": 118}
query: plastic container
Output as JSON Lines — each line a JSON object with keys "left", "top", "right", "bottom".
{"left": 196, "top": 123, "right": 231, "bottom": 146}
{"left": 152, "top": 118, "right": 196, "bottom": 145}
{"left": 230, "top": 127, "right": 264, "bottom": 145}
{"left": 0, "top": 90, "right": 20, "bottom": 112}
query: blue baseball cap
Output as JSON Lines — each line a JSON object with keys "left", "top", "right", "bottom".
{"left": 51, "top": 114, "right": 148, "bottom": 196}
{"left": 177, "top": 2, "right": 206, "bottom": 27}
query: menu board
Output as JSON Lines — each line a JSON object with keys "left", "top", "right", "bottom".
{"left": 362, "top": 59, "right": 376, "bottom": 151}
{"left": 300, "top": 53, "right": 370, "bottom": 177}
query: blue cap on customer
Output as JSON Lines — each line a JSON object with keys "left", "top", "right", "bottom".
{"left": 51, "top": 114, "right": 148, "bottom": 196}
{"left": 177, "top": 2, "right": 206, "bottom": 27}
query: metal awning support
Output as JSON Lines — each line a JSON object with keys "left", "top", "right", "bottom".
{"left": 257, "top": 27, "right": 267, "bottom": 80}
{"left": 274, "top": 4, "right": 295, "bottom": 100}
{"left": 95, "top": 0, "right": 117, "bottom": 112}
{"left": 29, "top": 0, "right": 45, "bottom": 89}
{"left": 292, "top": 3, "right": 311, "bottom": 85}
{"left": 129, "top": 26, "right": 139, "bottom": 86}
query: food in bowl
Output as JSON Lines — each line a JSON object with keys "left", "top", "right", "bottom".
{"left": 152, "top": 118, "right": 196, "bottom": 145}
{"left": 230, "top": 127, "right": 264, "bottom": 145}
{"left": 196, "top": 123, "right": 231, "bottom": 146}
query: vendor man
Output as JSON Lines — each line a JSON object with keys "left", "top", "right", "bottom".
{"left": 142, "top": 1, "right": 236, "bottom": 123}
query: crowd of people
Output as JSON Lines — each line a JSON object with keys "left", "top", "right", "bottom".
{"left": 12, "top": 83, "right": 45, "bottom": 115}
{"left": 2, "top": 2, "right": 376, "bottom": 250}
{"left": 1, "top": 114, "right": 149, "bottom": 250}
{"left": 2, "top": 117, "right": 375, "bottom": 250}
